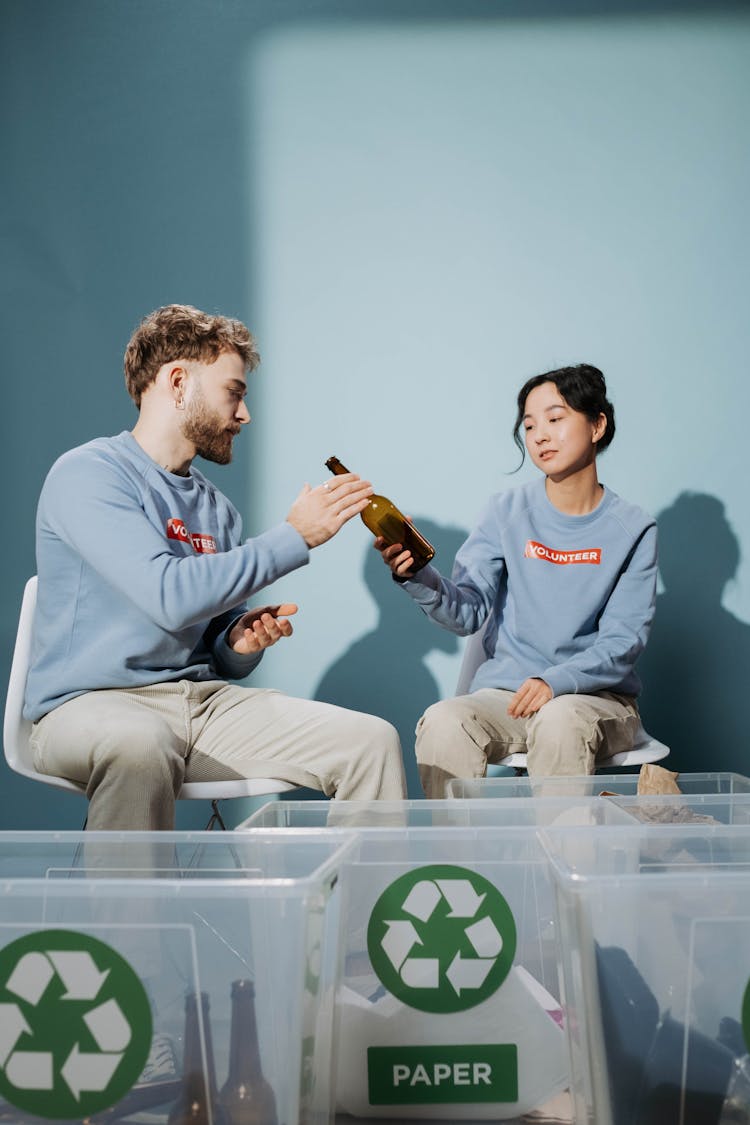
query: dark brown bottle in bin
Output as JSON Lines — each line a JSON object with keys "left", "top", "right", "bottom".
{"left": 168, "top": 991, "right": 228, "bottom": 1125}
{"left": 325, "top": 456, "right": 435, "bottom": 573}
{"left": 218, "top": 979, "right": 278, "bottom": 1125}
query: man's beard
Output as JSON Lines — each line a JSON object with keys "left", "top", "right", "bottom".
{"left": 181, "top": 393, "right": 239, "bottom": 465}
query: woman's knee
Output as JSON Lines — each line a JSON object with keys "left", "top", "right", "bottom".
{"left": 526, "top": 697, "right": 598, "bottom": 775}
{"left": 528, "top": 696, "right": 595, "bottom": 741}
{"left": 415, "top": 699, "right": 478, "bottom": 764}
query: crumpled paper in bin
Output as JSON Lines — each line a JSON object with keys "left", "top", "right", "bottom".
{"left": 637, "top": 764, "right": 682, "bottom": 795}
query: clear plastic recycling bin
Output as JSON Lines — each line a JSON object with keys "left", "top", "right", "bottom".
{"left": 542, "top": 822, "right": 750, "bottom": 1125}
{"left": 243, "top": 797, "right": 636, "bottom": 1121}
{"left": 0, "top": 829, "right": 356, "bottom": 1125}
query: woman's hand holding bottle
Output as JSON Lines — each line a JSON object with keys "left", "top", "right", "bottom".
{"left": 374, "top": 532, "right": 420, "bottom": 579}
{"left": 325, "top": 456, "right": 435, "bottom": 573}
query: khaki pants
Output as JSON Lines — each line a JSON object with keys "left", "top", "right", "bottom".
{"left": 416, "top": 688, "right": 640, "bottom": 798}
{"left": 31, "top": 680, "right": 407, "bottom": 829}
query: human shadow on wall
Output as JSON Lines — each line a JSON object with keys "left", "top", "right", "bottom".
{"left": 314, "top": 519, "right": 468, "bottom": 798}
{"left": 638, "top": 492, "right": 750, "bottom": 775}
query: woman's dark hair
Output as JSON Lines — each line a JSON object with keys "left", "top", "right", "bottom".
{"left": 512, "top": 363, "right": 615, "bottom": 466}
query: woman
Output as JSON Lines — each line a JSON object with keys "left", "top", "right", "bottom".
{"left": 377, "top": 364, "right": 657, "bottom": 797}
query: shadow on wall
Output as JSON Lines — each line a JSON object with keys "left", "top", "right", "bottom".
{"left": 638, "top": 492, "right": 750, "bottom": 775}
{"left": 314, "top": 519, "right": 468, "bottom": 798}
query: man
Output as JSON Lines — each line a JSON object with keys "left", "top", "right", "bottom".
{"left": 25, "top": 304, "right": 407, "bottom": 828}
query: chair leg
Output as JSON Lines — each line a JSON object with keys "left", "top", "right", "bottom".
{"left": 204, "top": 799, "right": 227, "bottom": 831}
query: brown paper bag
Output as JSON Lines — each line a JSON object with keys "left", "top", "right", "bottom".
{"left": 637, "top": 763, "right": 682, "bottom": 795}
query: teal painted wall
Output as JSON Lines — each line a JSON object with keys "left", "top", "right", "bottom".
{"left": 2, "top": 1, "right": 749, "bottom": 826}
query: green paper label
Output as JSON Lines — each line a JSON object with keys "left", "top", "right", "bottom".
{"left": 368, "top": 1043, "right": 518, "bottom": 1104}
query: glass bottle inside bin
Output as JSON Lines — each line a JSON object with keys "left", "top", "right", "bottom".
{"left": 219, "top": 979, "right": 278, "bottom": 1125}
{"left": 325, "top": 455, "right": 435, "bottom": 572}
{"left": 168, "top": 991, "right": 228, "bottom": 1125}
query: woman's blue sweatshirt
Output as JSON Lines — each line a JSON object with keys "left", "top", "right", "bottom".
{"left": 400, "top": 477, "right": 657, "bottom": 698}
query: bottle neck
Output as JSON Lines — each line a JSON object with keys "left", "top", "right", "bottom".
{"left": 227, "top": 980, "right": 262, "bottom": 1080}
{"left": 182, "top": 992, "right": 204, "bottom": 1073}
{"left": 325, "top": 456, "right": 350, "bottom": 476}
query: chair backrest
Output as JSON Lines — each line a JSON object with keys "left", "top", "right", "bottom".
{"left": 4, "top": 576, "right": 80, "bottom": 792}
{"left": 4, "top": 576, "right": 298, "bottom": 803}
{"left": 456, "top": 617, "right": 669, "bottom": 770}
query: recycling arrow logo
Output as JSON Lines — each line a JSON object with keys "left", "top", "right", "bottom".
{"left": 0, "top": 929, "right": 152, "bottom": 1119}
{"left": 367, "top": 864, "right": 516, "bottom": 1013}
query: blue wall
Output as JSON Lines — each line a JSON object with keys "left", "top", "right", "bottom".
{"left": 2, "top": 0, "right": 749, "bottom": 827}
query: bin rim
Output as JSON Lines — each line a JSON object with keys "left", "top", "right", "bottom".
{"left": 540, "top": 822, "right": 750, "bottom": 887}
{"left": 0, "top": 828, "right": 360, "bottom": 893}
{"left": 0, "top": 827, "right": 355, "bottom": 844}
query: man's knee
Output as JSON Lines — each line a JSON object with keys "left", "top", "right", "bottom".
{"left": 331, "top": 711, "right": 406, "bottom": 801}
{"left": 90, "top": 725, "right": 184, "bottom": 794}
{"left": 358, "top": 714, "right": 402, "bottom": 765}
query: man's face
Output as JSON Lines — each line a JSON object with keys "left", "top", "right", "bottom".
{"left": 180, "top": 351, "right": 250, "bottom": 465}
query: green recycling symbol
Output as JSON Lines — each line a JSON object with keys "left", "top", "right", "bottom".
{"left": 0, "top": 929, "right": 152, "bottom": 1119}
{"left": 367, "top": 864, "right": 516, "bottom": 1013}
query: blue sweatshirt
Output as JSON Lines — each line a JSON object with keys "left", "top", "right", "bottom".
{"left": 25, "top": 432, "right": 309, "bottom": 720}
{"left": 400, "top": 478, "right": 657, "bottom": 698}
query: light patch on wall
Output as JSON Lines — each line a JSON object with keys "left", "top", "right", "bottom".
{"left": 244, "top": 13, "right": 750, "bottom": 707}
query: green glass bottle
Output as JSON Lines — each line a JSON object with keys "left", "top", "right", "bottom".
{"left": 325, "top": 456, "right": 435, "bottom": 573}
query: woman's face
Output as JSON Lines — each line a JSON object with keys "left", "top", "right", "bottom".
{"left": 522, "top": 381, "right": 606, "bottom": 480}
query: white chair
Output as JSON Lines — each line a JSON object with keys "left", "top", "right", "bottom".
{"left": 3, "top": 577, "right": 298, "bottom": 828}
{"left": 455, "top": 620, "right": 669, "bottom": 773}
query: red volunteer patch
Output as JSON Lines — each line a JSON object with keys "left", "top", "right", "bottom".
{"left": 167, "top": 518, "right": 190, "bottom": 543}
{"left": 524, "top": 540, "right": 601, "bottom": 565}
{"left": 166, "top": 518, "right": 217, "bottom": 554}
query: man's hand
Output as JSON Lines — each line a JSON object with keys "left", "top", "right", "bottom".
{"left": 228, "top": 604, "right": 298, "bottom": 655}
{"left": 287, "top": 474, "right": 373, "bottom": 548}
{"left": 374, "top": 536, "right": 415, "bottom": 578}
{"left": 507, "top": 677, "right": 553, "bottom": 719}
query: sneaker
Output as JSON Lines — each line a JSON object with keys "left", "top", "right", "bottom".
{"left": 139, "top": 1032, "right": 179, "bottom": 1084}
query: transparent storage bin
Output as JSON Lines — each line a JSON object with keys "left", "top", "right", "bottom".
{"left": 446, "top": 771, "right": 750, "bottom": 800}
{"left": 242, "top": 798, "right": 635, "bottom": 1122}
{"left": 542, "top": 823, "right": 750, "bottom": 1125}
{"left": 0, "top": 829, "right": 357, "bottom": 1125}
